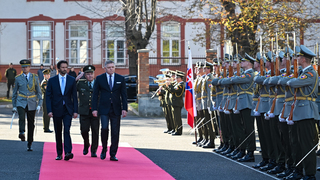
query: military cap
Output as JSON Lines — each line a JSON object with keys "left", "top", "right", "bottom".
{"left": 83, "top": 65, "right": 95, "bottom": 73}
{"left": 285, "top": 47, "right": 294, "bottom": 58}
{"left": 198, "top": 62, "right": 204, "bottom": 68}
{"left": 224, "top": 54, "right": 232, "bottom": 62}
{"left": 266, "top": 51, "right": 275, "bottom": 62}
{"left": 295, "top": 46, "right": 301, "bottom": 56}
{"left": 242, "top": 53, "right": 255, "bottom": 64}
{"left": 256, "top": 52, "right": 264, "bottom": 63}
{"left": 175, "top": 70, "right": 185, "bottom": 78}
{"left": 205, "top": 61, "right": 213, "bottom": 68}
{"left": 297, "top": 45, "right": 316, "bottom": 60}
{"left": 278, "top": 51, "right": 285, "bottom": 62}
{"left": 43, "top": 69, "right": 51, "bottom": 75}
{"left": 9, "top": 63, "right": 13, "bottom": 65}
{"left": 20, "top": 59, "right": 31, "bottom": 67}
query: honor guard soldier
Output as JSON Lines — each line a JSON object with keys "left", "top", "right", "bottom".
{"left": 162, "top": 74, "right": 175, "bottom": 134}
{"left": 201, "top": 61, "right": 216, "bottom": 148}
{"left": 41, "top": 69, "right": 53, "bottom": 133}
{"left": 77, "top": 65, "right": 99, "bottom": 157}
{"left": 164, "top": 70, "right": 185, "bottom": 135}
{"left": 284, "top": 45, "right": 319, "bottom": 180}
{"left": 12, "top": 59, "right": 42, "bottom": 151}
{"left": 5, "top": 63, "right": 17, "bottom": 99}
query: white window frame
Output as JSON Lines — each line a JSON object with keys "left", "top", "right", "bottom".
{"left": 29, "top": 22, "right": 52, "bottom": 65}
{"left": 161, "top": 22, "right": 180, "bottom": 65}
{"left": 68, "top": 22, "right": 89, "bottom": 65}
{"left": 104, "top": 24, "right": 126, "bottom": 65}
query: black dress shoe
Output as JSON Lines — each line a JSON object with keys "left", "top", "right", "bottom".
{"left": 64, "top": 153, "right": 74, "bottom": 161}
{"left": 172, "top": 132, "right": 182, "bottom": 136}
{"left": 216, "top": 144, "right": 229, "bottom": 154}
{"left": 252, "top": 159, "right": 269, "bottom": 169}
{"left": 198, "top": 139, "right": 208, "bottom": 147}
{"left": 226, "top": 149, "right": 239, "bottom": 158}
{"left": 163, "top": 129, "right": 170, "bottom": 133}
{"left": 44, "top": 129, "right": 53, "bottom": 133}
{"left": 277, "top": 168, "right": 294, "bottom": 178}
{"left": 100, "top": 148, "right": 107, "bottom": 160}
{"left": 203, "top": 141, "right": 215, "bottom": 148}
{"left": 284, "top": 170, "right": 303, "bottom": 180}
{"left": 302, "top": 175, "right": 316, "bottom": 180}
{"left": 18, "top": 134, "right": 25, "bottom": 141}
{"left": 317, "top": 167, "right": 320, "bottom": 171}
{"left": 316, "top": 149, "right": 320, "bottom": 156}
{"left": 221, "top": 146, "right": 234, "bottom": 155}
{"left": 267, "top": 163, "right": 285, "bottom": 174}
{"left": 213, "top": 143, "right": 224, "bottom": 152}
{"left": 238, "top": 151, "right": 254, "bottom": 162}
{"left": 27, "top": 143, "right": 33, "bottom": 151}
{"left": 168, "top": 130, "right": 175, "bottom": 134}
{"left": 55, "top": 155, "right": 62, "bottom": 160}
{"left": 83, "top": 145, "right": 89, "bottom": 155}
{"left": 192, "top": 138, "right": 203, "bottom": 145}
{"left": 231, "top": 149, "right": 245, "bottom": 160}
{"left": 260, "top": 159, "right": 276, "bottom": 171}
{"left": 91, "top": 152, "right": 97, "bottom": 157}
{"left": 110, "top": 156, "right": 118, "bottom": 161}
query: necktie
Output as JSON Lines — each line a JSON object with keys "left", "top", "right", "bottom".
{"left": 109, "top": 75, "right": 113, "bottom": 90}
{"left": 61, "top": 77, "right": 65, "bottom": 95}
{"left": 25, "top": 75, "right": 28, "bottom": 82}
{"left": 89, "top": 82, "right": 93, "bottom": 90}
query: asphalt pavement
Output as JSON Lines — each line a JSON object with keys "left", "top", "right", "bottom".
{"left": 1, "top": 105, "right": 320, "bottom": 180}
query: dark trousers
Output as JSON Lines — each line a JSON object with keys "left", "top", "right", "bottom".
{"left": 240, "top": 108, "right": 256, "bottom": 151}
{"left": 203, "top": 109, "right": 215, "bottom": 140}
{"left": 53, "top": 105, "right": 72, "bottom": 156}
{"left": 256, "top": 116, "right": 269, "bottom": 159}
{"left": 224, "top": 112, "right": 233, "bottom": 146}
{"left": 172, "top": 106, "right": 182, "bottom": 134}
{"left": 17, "top": 106, "right": 35, "bottom": 143}
{"left": 7, "top": 80, "right": 14, "bottom": 98}
{"left": 198, "top": 110, "right": 208, "bottom": 139}
{"left": 100, "top": 104, "right": 121, "bottom": 157}
{"left": 229, "top": 112, "right": 244, "bottom": 149}
{"left": 261, "top": 114, "right": 274, "bottom": 160}
{"left": 80, "top": 109, "right": 100, "bottom": 153}
{"left": 220, "top": 112, "right": 228, "bottom": 144}
{"left": 293, "top": 119, "right": 318, "bottom": 176}
{"left": 270, "top": 116, "right": 285, "bottom": 164}
{"left": 164, "top": 106, "right": 174, "bottom": 131}
{"left": 42, "top": 97, "right": 51, "bottom": 131}
{"left": 279, "top": 121, "right": 293, "bottom": 166}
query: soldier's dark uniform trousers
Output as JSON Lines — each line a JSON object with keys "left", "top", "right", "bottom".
{"left": 5, "top": 63, "right": 17, "bottom": 99}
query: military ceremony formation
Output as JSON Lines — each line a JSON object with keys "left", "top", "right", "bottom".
{"left": 155, "top": 36, "right": 320, "bottom": 179}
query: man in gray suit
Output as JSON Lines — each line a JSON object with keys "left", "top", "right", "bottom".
{"left": 285, "top": 45, "right": 319, "bottom": 180}
{"left": 12, "top": 59, "right": 42, "bottom": 151}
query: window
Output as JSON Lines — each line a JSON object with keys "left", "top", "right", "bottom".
{"left": 67, "top": 22, "right": 90, "bottom": 65}
{"left": 29, "top": 23, "right": 53, "bottom": 65}
{"left": 104, "top": 25, "right": 126, "bottom": 65}
{"left": 161, "top": 23, "right": 180, "bottom": 65}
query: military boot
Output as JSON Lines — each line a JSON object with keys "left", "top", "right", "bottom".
{"left": 252, "top": 159, "right": 269, "bottom": 169}
{"left": 221, "top": 146, "right": 234, "bottom": 155}
{"left": 231, "top": 149, "right": 246, "bottom": 160}
{"left": 260, "top": 159, "right": 277, "bottom": 171}
{"left": 267, "top": 162, "right": 285, "bottom": 174}
{"left": 238, "top": 151, "right": 255, "bottom": 162}
{"left": 226, "top": 149, "right": 239, "bottom": 158}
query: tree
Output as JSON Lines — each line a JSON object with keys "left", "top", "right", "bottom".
{"left": 189, "top": 0, "right": 320, "bottom": 56}
{"left": 77, "top": 0, "right": 156, "bottom": 75}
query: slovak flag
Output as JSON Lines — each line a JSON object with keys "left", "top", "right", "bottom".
{"left": 184, "top": 48, "right": 197, "bottom": 128}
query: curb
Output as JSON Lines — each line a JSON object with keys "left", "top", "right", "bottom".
{"left": 128, "top": 104, "right": 139, "bottom": 116}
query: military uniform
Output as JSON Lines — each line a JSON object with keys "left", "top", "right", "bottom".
{"left": 77, "top": 65, "right": 99, "bottom": 156}
{"left": 41, "top": 69, "right": 52, "bottom": 132}
{"left": 159, "top": 86, "right": 174, "bottom": 133}
{"left": 5, "top": 64, "right": 17, "bottom": 99}
{"left": 12, "top": 59, "right": 42, "bottom": 151}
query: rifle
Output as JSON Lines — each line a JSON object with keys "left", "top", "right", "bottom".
{"left": 317, "top": 43, "right": 320, "bottom": 77}
{"left": 269, "top": 34, "right": 280, "bottom": 116}
{"left": 234, "top": 43, "right": 240, "bottom": 113}
{"left": 254, "top": 37, "right": 264, "bottom": 114}
{"left": 287, "top": 32, "right": 297, "bottom": 124}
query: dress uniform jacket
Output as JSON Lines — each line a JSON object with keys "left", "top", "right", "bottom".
{"left": 220, "top": 73, "right": 237, "bottom": 110}
{"left": 77, "top": 79, "right": 94, "bottom": 115}
{"left": 287, "top": 65, "right": 319, "bottom": 121}
{"left": 210, "top": 74, "right": 217, "bottom": 111}
{"left": 254, "top": 71, "right": 271, "bottom": 113}
{"left": 316, "top": 82, "right": 320, "bottom": 113}
{"left": 211, "top": 75, "right": 224, "bottom": 109}
{"left": 167, "top": 81, "right": 185, "bottom": 107}
{"left": 251, "top": 71, "right": 260, "bottom": 116}
{"left": 12, "top": 73, "right": 42, "bottom": 110}
{"left": 267, "top": 69, "right": 286, "bottom": 115}
{"left": 232, "top": 68, "right": 254, "bottom": 111}
{"left": 201, "top": 73, "right": 214, "bottom": 109}
{"left": 196, "top": 76, "right": 204, "bottom": 110}
{"left": 159, "top": 88, "right": 166, "bottom": 107}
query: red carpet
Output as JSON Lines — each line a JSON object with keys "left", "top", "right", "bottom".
{"left": 39, "top": 142, "right": 174, "bottom": 180}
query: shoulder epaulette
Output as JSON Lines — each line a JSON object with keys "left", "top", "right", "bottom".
{"left": 32, "top": 73, "right": 38, "bottom": 77}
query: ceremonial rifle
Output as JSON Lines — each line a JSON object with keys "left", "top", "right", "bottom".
{"left": 254, "top": 37, "right": 264, "bottom": 113}
{"left": 224, "top": 42, "right": 233, "bottom": 113}
{"left": 287, "top": 32, "right": 297, "bottom": 124}
{"left": 280, "top": 34, "right": 291, "bottom": 119}
{"left": 269, "top": 33, "right": 280, "bottom": 116}
{"left": 317, "top": 43, "right": 320, "bottom": 77}
{"left": 234, "top": 43, "right": 240, "bottom": 112}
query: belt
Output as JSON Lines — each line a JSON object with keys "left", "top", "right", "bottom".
{"left": 228, "top": 92, "right": 237, "bottom": 96}
{"left": 285, "top": 97, "right": 294, "bottom": 102}
{"left": 269, "top": 95, "right": 275, "bottom": 98}
{"left": 260, "top": 94, "right": 269, "bottom": 98}
{"left": 216, "top": 92, "right": 223, "bottom": 95}
{"left": 253, "top": 98, "right": 259, "bottom": 101}
{"left": 211, "top": 94, "right": 217, "bottom": 97}
{"left": 296, "top": 97, "right": 316, "bottom": 102}
{"left": 196, "top": 97, "right": 201, "bottom": 100}
{"left": 238, "top": 91, "right": 253, "bottom": 95}
{"left": 201, "top": 96, "right": 207, "bottom": 99}
{"left": 276, "top": 95, "right": 285, "bottom": 98}
{"left": 18, "top": 94, "right": 36, "bottom": 98}
{"left": 223, "top": 93, "right": 228, "bottom": 96}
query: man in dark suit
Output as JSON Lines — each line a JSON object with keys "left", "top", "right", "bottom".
{"left": 92, "top": 60, "right": 127, "bottom": 161}
{"left": 46, "top": 60, "right": 78, "bottom": 161}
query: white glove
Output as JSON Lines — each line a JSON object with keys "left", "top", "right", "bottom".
{"left": 212, "top": 105, "right": 218, "bottom": 111}
{"left": 286, "top": 117, "right": 294, "bottom": 125}
{"left": 253, "top": 110, "right": 260, "bottom": 116}
{"left": 224, "top": 109, "right": 230, "bottom": 114}
{"left": 12, "top": 107, "right": 17, "bottom": 113}
{"left": 278, "top": 113, "right": 286, "bottom": 122}
{"left": 268, "top": 110, "right": 275, "bottom": 118}
{"left": 36, "top": 106, "right": 41, "bottom": 114}
{"left": 264, "top": 113, "right": 270, "bottom": 120}
{"left": 218, "top": 106, "right": 223, "bottom": 112}
{"left": 233, "top": 108, "right": 240, "bottom": 114}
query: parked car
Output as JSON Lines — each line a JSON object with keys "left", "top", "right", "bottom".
{"left": 124, "top": 75, "right": 159, "bottom": 101}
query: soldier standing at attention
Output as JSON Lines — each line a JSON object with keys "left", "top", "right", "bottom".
{"left": 165, "top": 70, "right": 185, "bottom": 135}
{"left": 285, "top": 45, "right": 319, "bottom": 180}
{"left": 12, "top": 59, "right": 42, "bottom": 151}
{"left": 77, "top": 65, "right": 99, "bottom": 157}
{"left": 41, "top": 69, "right": 53, "bottom": 133}
{"left": 5, "top": 63, "right": 17, "bottom": 99}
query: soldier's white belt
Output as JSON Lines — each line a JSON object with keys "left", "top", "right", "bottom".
{"left": 295, "top": 97, "right": 316, "bottom": 102}
{"left": 18, "top": 94, "right": 36, "bottom": 98}
{"left": 238, "top": 91, "right": 253, "bottom": 96}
